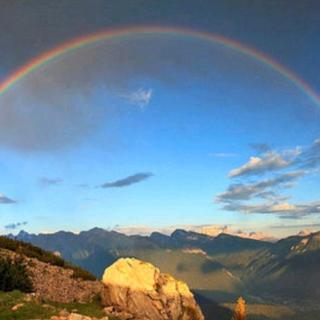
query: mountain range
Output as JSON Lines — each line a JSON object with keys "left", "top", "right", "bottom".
{"left": 9, "top": 228, "right": 320, "bottom": 309}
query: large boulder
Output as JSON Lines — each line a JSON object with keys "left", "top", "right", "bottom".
{"left": 101, "top": 258, "right": 204, "bottom": 320}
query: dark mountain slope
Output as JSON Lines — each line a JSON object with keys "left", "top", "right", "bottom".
{"left": 12, "top": 228, "right": 271, "bottom": 277}
{"left": 246, "top": 231, "right": 320, "bottom": 302}
{"left": 12, "top": 228, "right": 164, "bottom": 277}
{"left": 151, "top": 229, "right": 272, "bottom": 254}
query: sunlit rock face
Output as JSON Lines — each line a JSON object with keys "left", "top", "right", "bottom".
{"left": 101, "top": 258, "right": 204, "bottom": 320}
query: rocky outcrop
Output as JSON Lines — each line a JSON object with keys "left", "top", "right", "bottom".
{"left": 28, "top": 257, "right": 103, "bottom": 303}
{"left": 0, "top": 248, "right": 103, "bottom": 303}
{"left": 101, "top": 258, "right": 204, "bottom": 320}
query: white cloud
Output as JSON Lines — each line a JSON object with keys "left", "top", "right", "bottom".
{"left": 229, "top": 152, "right": 289, "bottom": 177}
{"left": 223, "top": 200, "right": 320, "bottom": 219}
{"left": 216, "top": 171, "right": 304, "bottom": 203}
{"left": 217, "top": 139, "right": 320, "bottom": 221}
{"left": 122, "top": 88, "right": 153, "bottom": 109}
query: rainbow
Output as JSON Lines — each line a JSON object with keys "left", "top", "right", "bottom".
{"left": 0, "top": 25, "right": 319, "bottom": 106}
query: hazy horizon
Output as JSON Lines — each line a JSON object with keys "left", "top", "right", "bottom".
{"left": 4, "top": 223, "right": 320, "bottom": 241}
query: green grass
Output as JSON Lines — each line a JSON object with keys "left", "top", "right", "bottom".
{"left": 0, "top": 290, "right": 119, "bottom": 320}
{"left": 0, "top": 290, "right": 55, "bottom": 320}
{"left": 51, "top": 297, "right": 105, "bottom": 318}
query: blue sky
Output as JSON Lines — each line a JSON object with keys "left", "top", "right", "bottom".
{"left": 0, "top": 1, "right": 319, "bottom": 238}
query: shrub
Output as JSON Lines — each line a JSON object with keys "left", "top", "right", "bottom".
{"left": 0, "top": 257, "right": 33, "bottom": 292}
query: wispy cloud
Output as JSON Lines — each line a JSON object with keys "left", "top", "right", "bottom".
{"left": 0, "top": 193, "right": 17, "bottom": 204}
{"left": 295, "top": 138, "right": 320, "bottom": 169}
{"left": 4, "top": 221, "right": 28, "bottom": 230}
{"left": 101, "top": 172, "right": 153, "bottom": 188}
{"left": 39, "top": 177, "right": 63, "bottom": 187}
{"left": 121, "top": 88, "right": 153, "bottom": 109}
{"left": 229, "top": 152, "right": 290, "bottom": 178}
{"left": 222, "top": 201, "right": 320, "bottom": 219}
{"left": 229, "top": 139, "right": 318, "bottom": 179}
{"left": 216, "top": 171, "right": 304, "bottom": 203}
{"left": 217, "top": 139, "right": 320, "bottom": 220}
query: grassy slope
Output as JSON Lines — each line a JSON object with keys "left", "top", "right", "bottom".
{"left": 0, "top": 236, "right": 96, "bottom": 281}
{"left": 0, "top": 290, "right": 119, "bottom": 320}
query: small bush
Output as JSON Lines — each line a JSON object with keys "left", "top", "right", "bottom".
{"left": 0, "top": 257, "right": 33, "bottom": 292}
{"left": 0, "top": 236, "right": 66, "bottom": 267}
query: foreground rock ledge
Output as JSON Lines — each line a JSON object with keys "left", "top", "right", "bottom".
{"left": 101, "top": 258, "right": 204, "bottom": 320}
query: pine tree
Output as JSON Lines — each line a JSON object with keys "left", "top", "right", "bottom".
{"left": 232, "top": 296, "right": 246, "bottom": 320}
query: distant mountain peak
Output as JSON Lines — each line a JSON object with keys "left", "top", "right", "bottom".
{"left": 171, "top": 229, "right": 212, "bottom": 240}
{"left": 17, "top": 230, "right": 29, "bottom": 236}
{"left": 16, "top": 230, "right": 33, "bottom": 240}
{"left": 80, "top": 227, "right": 107, "bottom": 235}
{"left": 215, "top": 232, "right": 235, "bottom": 239}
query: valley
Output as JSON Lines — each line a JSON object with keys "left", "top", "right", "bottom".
{"left": 9, "top": 227, "right": 320, "bottom": 319}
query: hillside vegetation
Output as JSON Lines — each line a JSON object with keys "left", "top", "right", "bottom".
{"left": 0, "top": 257, "right": 32, "bottom": 293}
{"left": 0, "top": 236, "right": 96, "bottom": 281}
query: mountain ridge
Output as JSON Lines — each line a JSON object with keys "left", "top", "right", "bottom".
{"left": 7, "top": 228, "right": 320, "bottom": 306}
